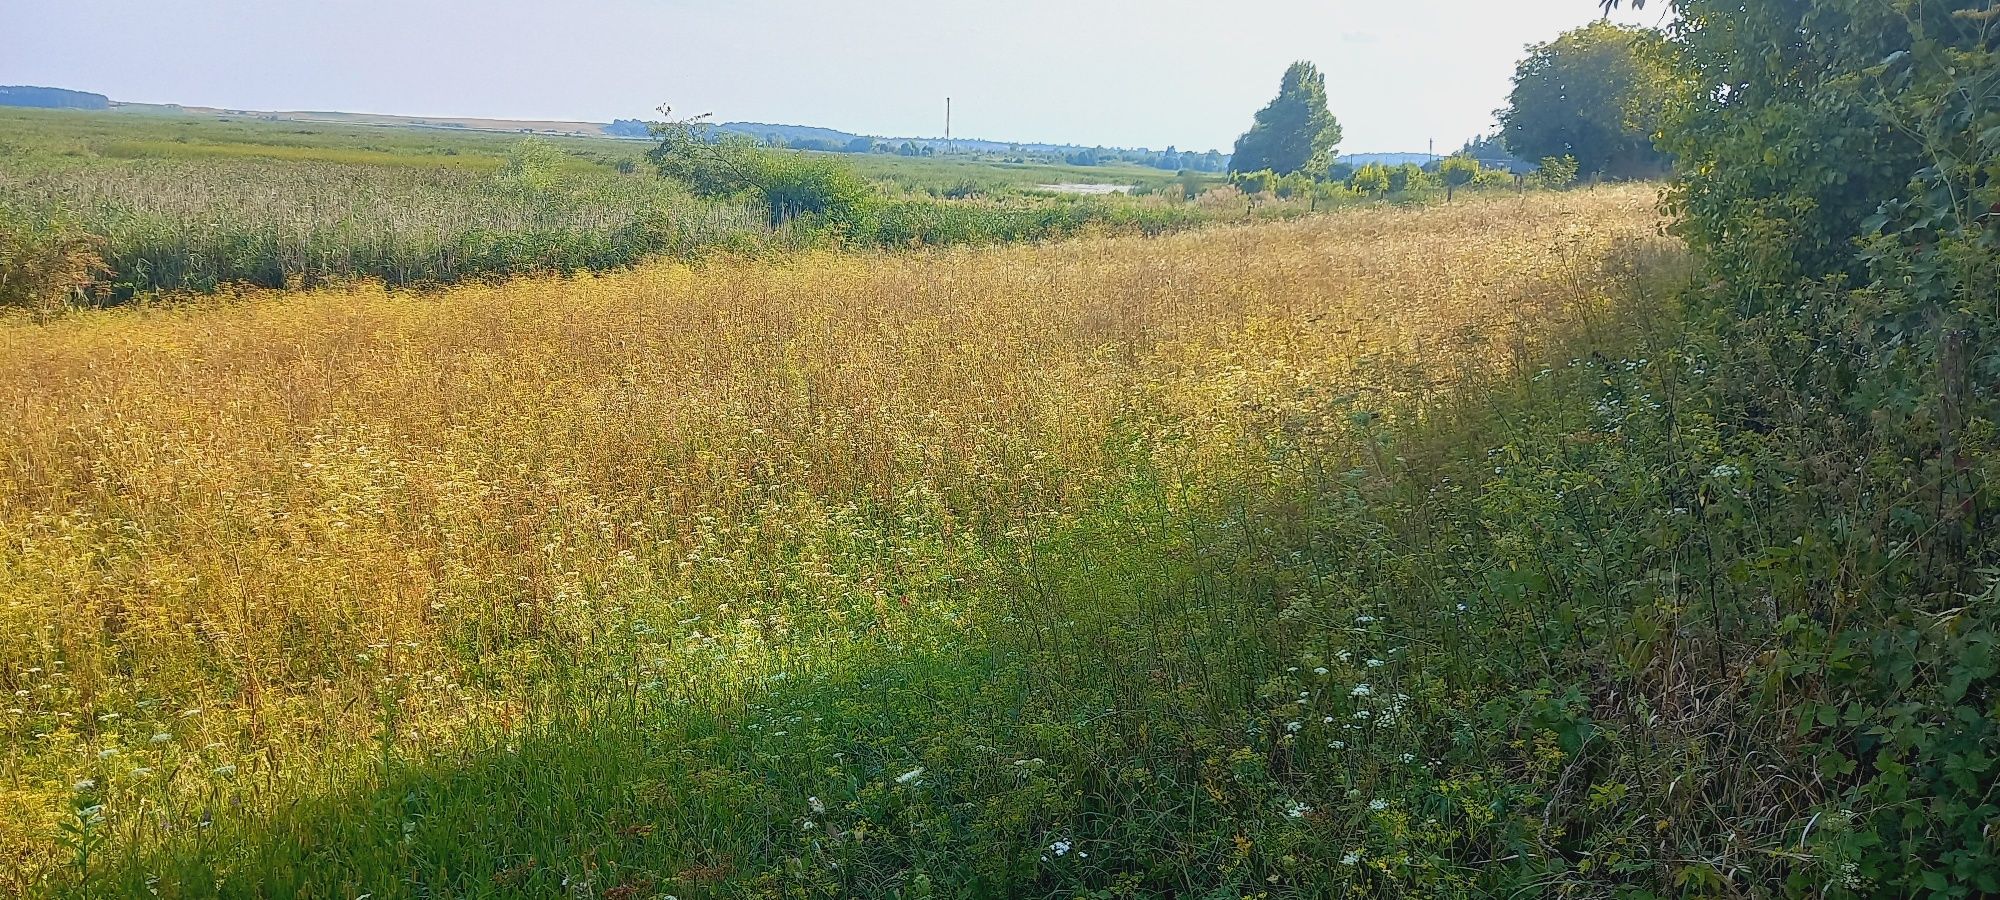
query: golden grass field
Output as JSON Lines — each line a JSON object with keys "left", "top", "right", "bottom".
{"left": 0, "top": 187, "right": 1672, "bottom": 889}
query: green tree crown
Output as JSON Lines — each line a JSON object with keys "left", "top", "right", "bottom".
{"left": 1231, "top": 62, "right": 1343, "bottom": 176}
{"left": 1497, "top": 22, "right": 1673, "bottom": 180}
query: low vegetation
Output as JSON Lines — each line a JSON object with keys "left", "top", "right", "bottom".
{"left": 0, "top": 108, "right": 1547, "bottom": 306}
{"left": 4, "top": 0, "right": 1996, "bottom": 895}
{"left": 0, "top": 151, "right": 758, "bottom": 300}
{"left": 0, "top": 206, "right": 104, "bottom": 317}
{"left": 1, "top": 190, "right": 1680, "bottom": 897}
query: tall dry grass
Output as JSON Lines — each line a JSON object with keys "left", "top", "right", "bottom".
{"left": 0, "top": 187, "right": 1671, "bottom": 886}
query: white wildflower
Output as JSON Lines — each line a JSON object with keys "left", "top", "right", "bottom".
{"left": 1049, "top": 839, "right": 1072, "bottom": 856}
{"left": 1340, "top": 850, "right": 1361, "bottom": 865}
{"left": 1350, "top": 684, "right": 1373, "bottom": 697}
{"left": 1283, "top": 799, "right": 1311, "bottom": 819}
{"left": 895, "top": 767, "right": 924, "bottom": 785}
{"left": 1368, "top": 798, "right": 1389, "bottom": 811}
{"left": 808, "top": 796, "right": 826, "bottom": 814}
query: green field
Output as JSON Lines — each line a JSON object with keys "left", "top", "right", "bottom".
{"left": 0, "top": 107, "right": 1259, "bottom": 301}
{"left": 0, "top": 107, "right": 1201, "bottom": 195}
{"left": 0, "top": 107, "right": 627, "bottom": 171}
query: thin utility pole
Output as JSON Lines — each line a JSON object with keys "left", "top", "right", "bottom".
{"left": 945, "top": 97, "right": 952, "bottom": 153}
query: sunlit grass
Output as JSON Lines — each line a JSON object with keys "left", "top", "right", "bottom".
{"left": 0, "top": 188, "right": 1675, "bottom": 896}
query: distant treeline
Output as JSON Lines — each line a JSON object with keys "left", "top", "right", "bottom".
{"left": 606, "top": 118, "right": 1231, "bottom": 171}
{"left": 0, "top": 86, "right": 110, "bottom": 110}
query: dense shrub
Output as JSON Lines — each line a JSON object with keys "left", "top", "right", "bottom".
{"left": 1598, "top": 0, "right": 2000, "bottom": 891}
{"left": 0, "top": 204, "right": 104, "bottom": 314}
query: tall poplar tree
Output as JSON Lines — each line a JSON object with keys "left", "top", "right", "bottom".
{"left": 1230, "top": 62, "right": 1342, "bottom": 176}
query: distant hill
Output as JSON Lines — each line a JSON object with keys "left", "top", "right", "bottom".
{"left": 0, "top": 86, "right": 109, "bottom": 110}
{"left": 603, "top": 120, "right": 868, "bottom": 145}
{"left": 716, "top": 122, "right": 869, "bottom": 146}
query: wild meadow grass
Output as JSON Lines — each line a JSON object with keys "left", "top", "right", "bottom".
{"left": 0, "top": 154, "right": 767, "bottom": 298}
{"left": 1, "top": 108, "right": 1490, "bottom": 307}
{"left": 0, "top": 188, "right": 1693, "bottom": 897}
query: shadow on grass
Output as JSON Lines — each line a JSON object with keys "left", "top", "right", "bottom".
{"left": 59, "top": 247, "right": 1725, "bottom": 900}
{"left": 83, "top": 470, "right": 1289, "bottom": 900}
{"left": 89, "top": 643, "right": 1017, "bottom": 899}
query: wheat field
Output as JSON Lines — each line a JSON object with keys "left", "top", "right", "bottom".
{"left": 0, "top": 187, "right": 1672, "bottom": 893}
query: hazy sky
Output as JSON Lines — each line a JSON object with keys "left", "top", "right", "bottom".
{"left": 2, "top": 1, "right": 1661, "bottom": 153}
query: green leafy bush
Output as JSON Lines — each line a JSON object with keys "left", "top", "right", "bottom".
{"left": 1438, "top": 155, "right": 1480, "bottom": 200}
{"left": 1532, "top": 155, "right": 1579, "bottom": 189}
{"left": 1232, "top": 169, "right": 1277, "bottom": 196}
{"left": 1349, "top": 163, "right": 1390, "bottom": 197}
{"left": 647, "top": 111, "right": 872, "bottom": 229}
{"left": 1612, "top": 0, "right": 2000, "bottom": 891}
